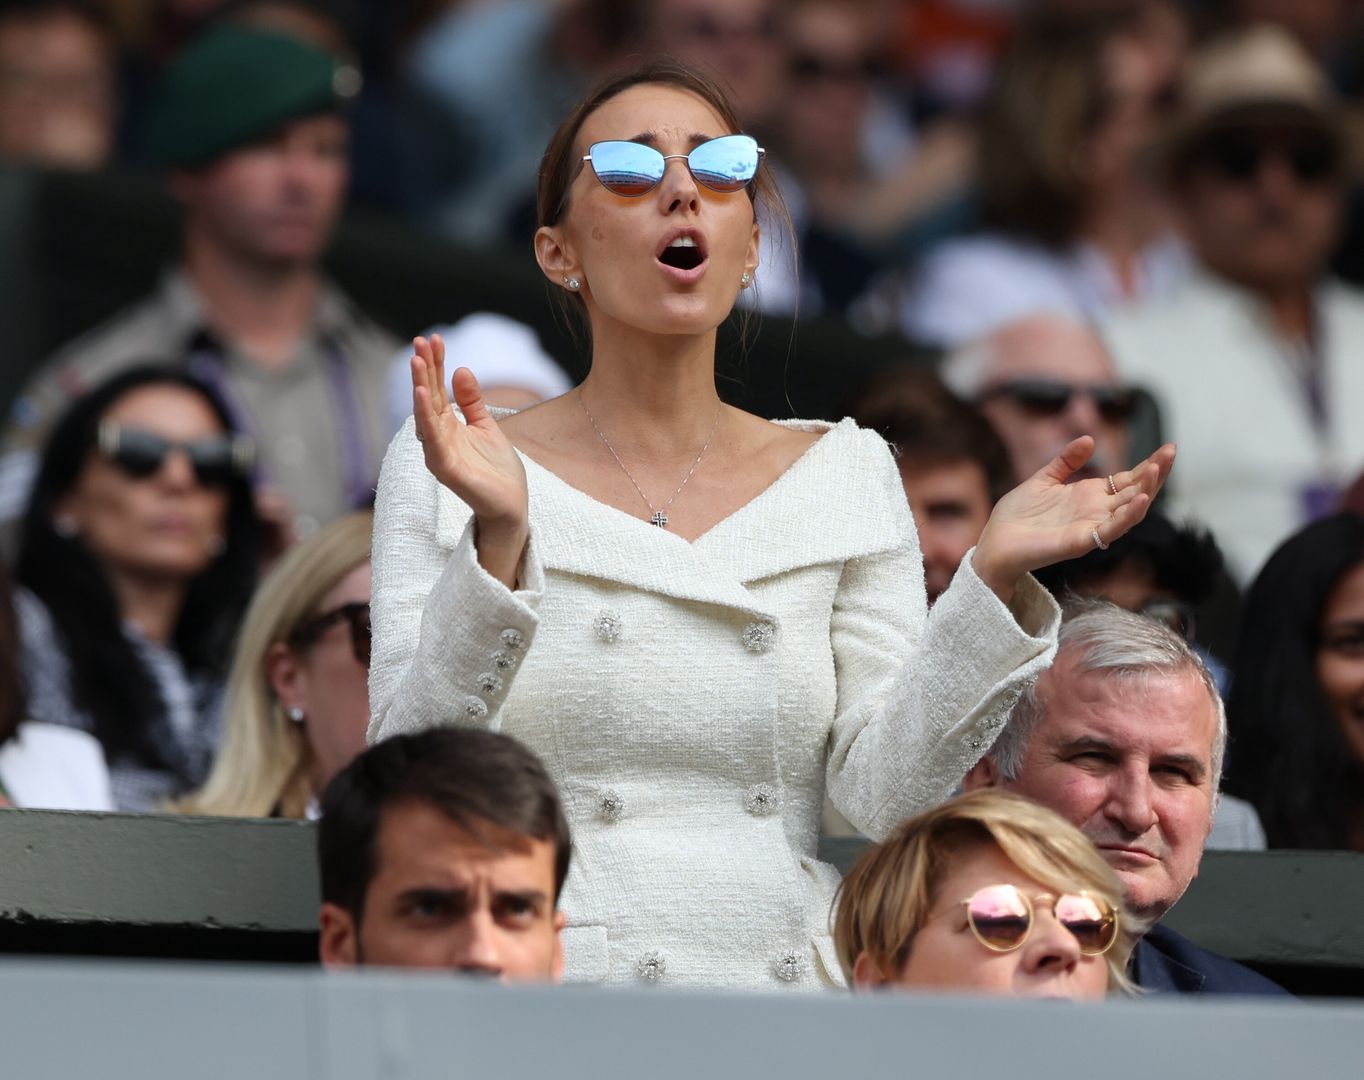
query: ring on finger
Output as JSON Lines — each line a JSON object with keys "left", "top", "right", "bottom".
{"left": 1091, "top": 527, "right": 1109, "bottom": 551}
{"left": 1107, "top": 475, "right": 1119, "bottom": 496}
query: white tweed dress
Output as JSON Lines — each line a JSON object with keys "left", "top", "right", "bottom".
{"left": 369, "top": 414, "right": 1059, "bottom": 991}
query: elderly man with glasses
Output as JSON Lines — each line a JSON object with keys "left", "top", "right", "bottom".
{"left": 942, "top": 312, "right": 1136, "bottom": 486}
{"left": 963, "top": 602, "right": 1288, "bottom": 995}
{"left": 1101, "top": 25, "right": 1364, "bottom": 585}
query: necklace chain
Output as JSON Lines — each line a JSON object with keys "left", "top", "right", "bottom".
{"left": 577, "top": 388, "right": 721, "bottom": 528}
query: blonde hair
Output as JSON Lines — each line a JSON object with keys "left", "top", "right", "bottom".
{"left": 833, "top": 790, "right": 1136, "bottom": 993}
{"left": 175, "top": 510, "right": 373, "bottom": 818}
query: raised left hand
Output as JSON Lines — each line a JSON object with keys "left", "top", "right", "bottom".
{"left": 972, "top": 438, "right": 1176, "bottom": 604}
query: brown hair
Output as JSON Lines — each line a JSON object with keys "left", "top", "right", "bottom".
{"left": 535, "top": 57, "right": 793, "bottom": 334}
{"left": 979, "top": 10, "right": 1139, "bottom": 247}
{"left": 850, "top": 367, "right": 1014, "bottom": 504}
{"left": 318, "top": 728, "right": 572, "bottom": 919}
{"left": 833, "top": 790, "right": 1135, "bottom": 992}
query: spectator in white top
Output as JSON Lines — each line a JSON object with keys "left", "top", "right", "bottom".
{"left": 900, "top": 6, "right": 1189, "bottom": 347}
{"left": 1101, "top": 24, "right": 1364, "bottom": 583}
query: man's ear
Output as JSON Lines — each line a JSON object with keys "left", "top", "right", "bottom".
{"left": 319, "top": 903, "right": 359, "bottom": 968}
{"left": 851, "top": 951, "right": 890, "bottom": 990}
{"left": 534, "top": 225, "right": 578, "bottom": 290}
{"left": 962, "top": 755, "right": 1001, "bottom": 791}
{"left": 551, "top": 909, "right": 566, "bottom": 983}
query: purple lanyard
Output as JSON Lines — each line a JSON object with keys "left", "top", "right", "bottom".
{"left": 187, "top": 334, "right": 376, "bottom": 510}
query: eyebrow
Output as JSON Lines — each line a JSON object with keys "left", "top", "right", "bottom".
{"left": 394, "top": 886, "right": 550, "bottom": 908}
{"left": 624, "top": 131, "right": 716, "bottom": 149}
{"left": 1155, "top": 753, "right": 1208, "bottom": 781}
{"left": 1055, "top": 736, "right": 1208, "bottom": 781}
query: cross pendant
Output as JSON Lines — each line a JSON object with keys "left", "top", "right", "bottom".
{"left": 650, "top": 511, "right": 669, "bottom": 528}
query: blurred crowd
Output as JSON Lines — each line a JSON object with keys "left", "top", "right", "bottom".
{"left": 0, "top": 0, "right": 1362, "bottom": 997}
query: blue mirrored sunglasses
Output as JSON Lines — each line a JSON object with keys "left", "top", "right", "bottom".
{"left": 557, "top": 134, "right": 764, "bottom": 218}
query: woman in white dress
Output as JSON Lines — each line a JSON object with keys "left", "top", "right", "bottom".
{"left": 369, "top": 60, "right": 1174, "bottom": 990}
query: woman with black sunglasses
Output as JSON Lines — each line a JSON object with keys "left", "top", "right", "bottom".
{"left": 178, "top": 511, "right": 372, "bottom": 819}
{"left": 15, "top": 367, "right": 260, "bottom": 811}
{"left": 370, "top": 60, "right": 1173, "bottom": 990}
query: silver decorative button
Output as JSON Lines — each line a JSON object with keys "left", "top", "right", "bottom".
{"left": 598, "top": 790, "right": 625, "bottom": 823}
{"left": 966, "top": 734, "right": 986, "bottom": 751}
{"left": 774, "top": 950, "right": 805, "bottom": 983}
{"left": 500, "top": 628, "right": 526, "bottom": 650}
{"left": 742, "top": 621, "right": 776, "bottom": 653}
{"left": 477, "top": 671, "right": 504, "bottom": 695}
{"left": 594, "top": 610, "right": 623, "bottom": 644}
{"left": 463, "top": 695, "right": 488, "bottom": 720}
{"left": 744, "top": 783, "right": 780, "bottom": 817}
{"left": 636, "top": 951, "right": 666, "bottom": 982}
{"left": 491, "top": 649, "right": 518, "bottom": 671}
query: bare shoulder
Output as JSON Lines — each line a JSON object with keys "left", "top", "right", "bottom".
{"left": 726, "top": 410, "right": 827, "bottom": 477}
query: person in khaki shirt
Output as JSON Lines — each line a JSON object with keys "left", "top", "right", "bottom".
{"left": 0, "top": 25, "right": 398, "bottom": 543}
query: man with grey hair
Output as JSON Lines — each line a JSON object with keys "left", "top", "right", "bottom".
{"left": 941, "top": 314, "right": 1135, "bottom": 485}
{"left": 964, "top": 602, "right": 1287, "bottom": 995}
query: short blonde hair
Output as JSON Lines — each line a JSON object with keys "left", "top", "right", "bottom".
{"left": 833, "top": 790, "right": 1136, "bottom": 993}
{"left": 175, "top": 511, "right": 373, "bottom": 818}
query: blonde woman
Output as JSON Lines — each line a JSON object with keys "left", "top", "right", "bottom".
{"left": 178, "top": 511, "right": 372, "bottom": 818}
{"left": 835, "top": 790, "right": 1135, "bottom": 997}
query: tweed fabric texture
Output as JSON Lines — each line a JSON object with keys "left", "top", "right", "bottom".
{"left": 370, "top": 415, "right": 1060, "bottom": 990}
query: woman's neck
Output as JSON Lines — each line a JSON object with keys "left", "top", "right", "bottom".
{"left": 106, "top": 570, "right": 187, "bottom": 646}
{"left": 577, "top": 322, "right": 726, "bottom": 462}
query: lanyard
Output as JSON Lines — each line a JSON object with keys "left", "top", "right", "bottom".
{"left": 187, "top": 332, "right": 376, "bottom": 511}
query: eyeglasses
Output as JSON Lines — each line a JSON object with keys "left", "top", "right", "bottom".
{"left": 573, "top": 134, "right": 765, "bottom": 202}
{"left": 1139, "top": 598, "right": 1197, "bottom": 643}
{"left": 97, "top": 420, "right": 254, "bottom": 488}
{"left": 290, "top": 601, "right": 371, "bottom": 667}
{"left": 936, "top": 884, "right": 1119, "bottom": 956}
{"left": 978, "top": 379, "right": 1137, "bottom": 424}
{"left": 1199, "top": 132, "right": 1341, "bottom": 186}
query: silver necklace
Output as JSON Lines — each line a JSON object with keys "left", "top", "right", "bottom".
{"left": 577, "top": 388, "right": 721, "bottom": 528}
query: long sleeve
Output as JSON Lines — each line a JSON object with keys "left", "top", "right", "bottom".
{"left": 824, "top": 444, "right": 1060, "bottom": 840}
{"left": 367, "top": 419, "right": 544, "bottom": 742}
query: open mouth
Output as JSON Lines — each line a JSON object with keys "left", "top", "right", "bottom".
{"left": 656, "top": 231, "right": 707, "bottom": 272}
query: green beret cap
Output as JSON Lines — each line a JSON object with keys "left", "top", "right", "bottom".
{"left": 145, "top": 25, "right": 360, "bottom": 168}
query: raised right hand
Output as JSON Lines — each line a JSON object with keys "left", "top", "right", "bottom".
{"left": 412, "top": 335, "right": 529, "bottom": 583}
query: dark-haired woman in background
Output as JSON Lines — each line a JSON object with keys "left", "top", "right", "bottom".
{"left": 15, "top": 367, "right": 261, "bottom": 811}
{"left": 1226, "top": 513, "right": 1364, "bottom": 851}
{"left": 0, "top": 563, "right": 113, "bottom": 810}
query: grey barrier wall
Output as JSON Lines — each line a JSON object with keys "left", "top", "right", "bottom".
{"left": 1, "top": 811, "right": 1362, "bottom": 996}
{"left": 2, "top": 958, "right": 1361, "bottom": 1080}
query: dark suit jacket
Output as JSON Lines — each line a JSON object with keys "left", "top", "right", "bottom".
{"left": 1131, "top": 924, "right": 1292, "bottom": 996}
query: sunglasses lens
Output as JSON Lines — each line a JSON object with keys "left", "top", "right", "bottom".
{"left": 1091, "top": 386, "right": 1137, "bottom": 422}
{"left": 186, "top": 438, "right": 239, "bottom": 487}
{"left": 1055, "top": 893, "right": 1117, "bottom": 955}
{"left": 1003, "top": 381, "right": 1071, "bottom": 416}
{"left": 109, "top": 430, "right": 170, "bottom": 478}
{"left": 352, "top": 605, "right": 372, "bottom": 667}
{"left": 689, "top": 134, "right": 760, "bottom": 193}
{"left": 1290, "top": 141, "right": 1338, "bottom": 183}
{"left": 589, "top": 141, "right": 665, "bottom": 196}
{"left": 967, "top": 884, "right": 1032, "bottom": 951}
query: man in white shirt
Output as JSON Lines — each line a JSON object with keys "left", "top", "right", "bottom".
{"left": 1101, "top": 25, "right": 1364, "bottom": 583}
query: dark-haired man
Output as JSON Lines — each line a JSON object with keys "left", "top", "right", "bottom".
{"left": 853, "top": 368, "right": 1012, "bottom": 606}
{"left": 318, "top": 728, "right": 569, "bottom": 981}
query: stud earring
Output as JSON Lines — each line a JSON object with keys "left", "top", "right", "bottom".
{"left": 287, "top": 707, "right": 305, "bottom": 724}
{"left": 740, "top": 271, "right": 753, "bottom": 289}
{"left": 563, "top": 276, "right": 581, "bottom": 290}
{"left": 54, "top": 515, "right": 79, "bottom": 539}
